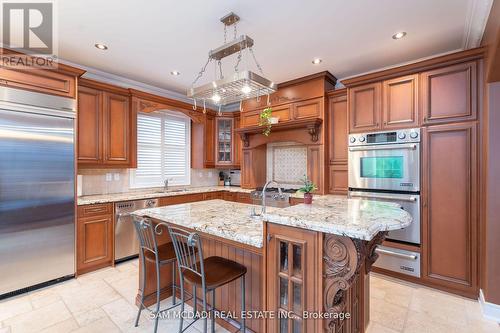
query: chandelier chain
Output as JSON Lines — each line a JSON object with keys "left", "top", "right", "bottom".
{"left": 249, "top": 47, "right": 265, "bottom": 75}
{"left": 233, "top": 21, "right": 238, "bottom": 39}
{"left": 224, "top": 25, "right": 227, "bottom": 43}
{"left": 234, "top": 50, "right": 242, "bottom": 73}
{"left": 218, "top": 60, "right": 223, "bottom": 79}
{"left": 191, "top": 57, "right": 211, "bottom": 87}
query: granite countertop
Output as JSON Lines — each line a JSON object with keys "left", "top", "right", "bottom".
{"left": 132, "top": 196, "right": 412, "bottom": 248}
{"left": 132, "top": 200, "right": 264, "bottom": 248}
{"left": 263, "top": 195, "right": 412, "bottom": 241}
{"left": 77, "top": 186, "right": 253, "bottom": 205}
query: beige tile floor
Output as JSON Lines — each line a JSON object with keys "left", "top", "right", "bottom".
{"left": 0, "top": 260, "right": 498, "bottom": 333}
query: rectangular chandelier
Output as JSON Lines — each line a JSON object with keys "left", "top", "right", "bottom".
{"left": 187, "top": 70, "right": 276, "bottom": 105}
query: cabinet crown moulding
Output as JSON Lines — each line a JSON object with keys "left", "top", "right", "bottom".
{"left": 340, "top": 47, "right": 486, "bottom": 87}
{"left": 235, "top": 118, "right": 322, "bottom": 147}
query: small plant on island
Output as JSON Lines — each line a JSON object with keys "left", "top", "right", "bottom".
{"left": 297, "top": 175, "right": 317, "bottom": 204}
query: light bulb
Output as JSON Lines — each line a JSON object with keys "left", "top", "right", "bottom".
{"left": 212, "top": 94, "right": 221, "bottom": 103}
{"left": 241, "top": 85, "right": 252, "bottom": 94}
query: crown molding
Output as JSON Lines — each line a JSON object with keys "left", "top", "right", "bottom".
{"left": 463, "top": 0, "right": 495, "bottom": 49}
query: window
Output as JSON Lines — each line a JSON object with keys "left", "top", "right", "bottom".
{"left": 130, "top": 111, "right": 191, "bottom": 188}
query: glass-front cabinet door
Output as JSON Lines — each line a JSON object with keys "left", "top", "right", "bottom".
{"left": 216, "top": 118, "right": 233, "bottom": 165}
{"left": 267, "top": 223, "right": 319, "bottom": 333}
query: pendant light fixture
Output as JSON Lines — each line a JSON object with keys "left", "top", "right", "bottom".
{"left": 188, "top": 12, "right": 276, "bottom": 114}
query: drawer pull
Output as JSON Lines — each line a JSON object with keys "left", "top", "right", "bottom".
{"left": 375, "top": 248, "right": 418, "bottom": 261}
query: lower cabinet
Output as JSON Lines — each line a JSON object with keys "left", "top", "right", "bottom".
{"left": 421, "top": 122, "right": 478, "bottom": 297}
{"left": 223, "top": 191, "right": 237, "bottom": 202}
{"left": 202, "top": 191, "right": 223, "bottom": 200}
{"left": 266, "top": 223, "right": 321, "bottom": 333}
{"left": 76, "top": 203, "right": 114, "bottom": 275}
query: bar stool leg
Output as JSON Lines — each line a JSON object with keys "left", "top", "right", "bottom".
{"left": 202, "top": 288, "right": 208, "bottom": 333}
{"left": 135, "top": 255, "right": 147, "bottom": 327}
{"left": 178, "top": 272, "right": 185, "bottom": 333}
{"left": 241, "top": 275, "right": 246, "bottom": 333}
{"left": 193, "top": 285, "right": 197, "bottom": 314}
{"left": 211, "top": 290, "right": 216, "bottom": 333}
{"left": 172, "top": 262, "right": 176, "bottom": 305}
{"left": 154, "top": 261, "right": 161, "bottom": 333}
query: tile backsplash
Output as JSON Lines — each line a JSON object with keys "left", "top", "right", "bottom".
{"left": 266, "top": 142, "right": 307, "bottom": 188}
{"left": 78, "top": 169, "right": 220, "bottom": 196}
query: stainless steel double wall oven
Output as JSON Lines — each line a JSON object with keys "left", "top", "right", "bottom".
{"left": 348, "top": 128, "right": 421, "bottom": 277}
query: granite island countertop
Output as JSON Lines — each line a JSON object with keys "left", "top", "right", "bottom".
{"left": 132, "top": 196, "right": 412, "bottom": 248}
{"left": 77, "top": 186, "right": 253, "bottom": 205}
{"left": 132, "top": 200, "right": 264, "bottom": 248}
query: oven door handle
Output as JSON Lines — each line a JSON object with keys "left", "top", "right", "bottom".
{"left": 375, "top": 247, "right": 418, "bottom": 260}
{"left": 349, "top": 192, "right": 418, "bottom": 202}
{"left": 348, "top": 143, "right": 417, "bottom": 152}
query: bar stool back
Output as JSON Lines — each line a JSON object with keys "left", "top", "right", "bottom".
{"left": 168, "top": 225, "right": 247, "bottom": 333}
{"left": 133, "top": 217, "right": 180, "bottom": 333}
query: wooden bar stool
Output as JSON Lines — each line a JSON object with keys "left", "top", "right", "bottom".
{"left": 167, "top": 225, "right": 247, "bottom": 333}
{"left": 133, "top": 217, "right": 184, "bottom": 333}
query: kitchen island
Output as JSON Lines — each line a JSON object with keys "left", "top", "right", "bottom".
{"left": 132, "top": 197, "right": 411, "bottom": 333}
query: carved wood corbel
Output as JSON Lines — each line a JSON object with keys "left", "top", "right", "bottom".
{"left": 323, "top": 232, "right": 387, "bottom": 333}
{"left": 306, "top": 122, "right": 320, "bottom": 142}
{"left": 239, "top": 133, "right": 250, "bottom": 147}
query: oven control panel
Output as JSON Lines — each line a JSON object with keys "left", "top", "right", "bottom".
{"left": 348, "top": 128, "right": 420, "bottom": 146}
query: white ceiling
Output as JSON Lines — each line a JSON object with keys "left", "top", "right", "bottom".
{"left": 56, "top": 0, "right": 492, "bottom": 94}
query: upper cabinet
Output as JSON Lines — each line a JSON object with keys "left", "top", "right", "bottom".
{"left": 233, "top": 116, "right": 241, "bottom": 167}
{"left": 420, "top": 61, "right": 477, "bottom": 125}
{"left": 328, "top": 92, "right": 348, "bottom": 165}
{"left": 204, "top": 114, "right": 215, "bottom": 168}
{"left": 77, "top": 79, "right": 134, "bottom": 168}
{"left": 382, "top": 75, "right": 419, "bottom": 129}
{"left": 345, "top": 52, "right": 483, "bottom": 133}
{"left": 215, "top": 118, "right": 234, "bottom": 166}
{"left": 349, "top": 82, "right": 382, "bottom": 133}
{"left": 349, "top": 77, "right": 419, "bottom": 133}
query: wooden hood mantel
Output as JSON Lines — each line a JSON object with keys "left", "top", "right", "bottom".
{"left": 235, "top": 118, "right": 323, "bottom": 147}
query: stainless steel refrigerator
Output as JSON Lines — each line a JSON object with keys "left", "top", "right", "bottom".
{"left": 0, "top": 87, "right": 76, "bottom": 298}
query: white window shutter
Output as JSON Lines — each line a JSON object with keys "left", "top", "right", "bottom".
{"left": 130, "top": 111, "right": 191, "bottom": 188}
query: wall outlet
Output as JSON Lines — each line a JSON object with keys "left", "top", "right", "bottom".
{"left": 113, "top": 173, "right": 120, "bottom": 181}
{"left": 105, "top": 173, "right": 112, "bottom": 181}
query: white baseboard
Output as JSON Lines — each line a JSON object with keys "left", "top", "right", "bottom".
{"left": 479, "top": 289, "right": 500, "bottom": 323}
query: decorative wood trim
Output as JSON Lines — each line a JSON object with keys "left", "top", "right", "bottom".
{"left": 341, "top": 47, "right": 486, "bottom": 87}
{"left": 235, "top": 118, "right": 323, "bottom": 147}
{"left": 278, "top": 71, "right": 337, "bottom": 88}
{"left": 326, "top": 88, "right": 348, "bottom": 98}
{"left": 79, "top": 77, "right": 129, "bottom": 95}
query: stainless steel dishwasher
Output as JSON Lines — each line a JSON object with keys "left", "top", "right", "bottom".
{"left": 115, "top": 198, "right": 158, "bottom": 263}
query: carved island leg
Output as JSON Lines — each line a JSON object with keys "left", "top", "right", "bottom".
{"left": 322, "top": 232, "right": 387, "bottom": 333}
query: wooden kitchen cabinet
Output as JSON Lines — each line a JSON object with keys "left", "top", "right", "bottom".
{"left": 329, "top": 164, "right": 348, "bottom": 195}
{"left": 77, "top": 79, "right": 134, "bottom": 168}
{"left": 215, "top": 118, "right": 234, "bottom": 166}
{"left": 266, "top": 223, "right": 320, "bottom": 333}
{"left": 204, "top": 114, "right": 216, "bottom": 168}
{"left": 420, "top": 62, "right": 477, "bottom": 125}
{"left": 292, "top": 97, "right": 323, "bottom": 120}
{"left": 328, "top": 92, "right": 348, "bottom": 165}
{"left": 421, "top": 122, "right": 478, "bottom": 297}
{"left": 77, "top": 86, "right": 102, "bottom": 164}
{"left": 77, "top": 203, "right": 114, "bottom": 275}
{"left": 349, "top": 82, "right": 382, "bottom": 133}
{"left": 102, "top": 92, "right": 131, "bottom": 164}
{"left": 203, "top": 191, "right": 223, "bottom": 200}
{"left": 241, "top": 146, "right": 266, "bottom": 189}
{"left": 233, "top": 116, "right": 241, "bottom": 167}
{"left": 382, "top": 74, "right": 419, "bottom": 129}
{"left": 159, "top": 193, "right": 205, "bottom": 206}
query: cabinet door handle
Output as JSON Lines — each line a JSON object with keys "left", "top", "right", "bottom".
{"left": 267, "top": 234, "right": 273, "bottom": 243}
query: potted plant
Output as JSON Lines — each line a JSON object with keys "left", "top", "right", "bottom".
{"left": 297, "top": 175, "right": 317, "bottom": 204}
{"left": 259, "top": 107, "right": 275, "bottom": 136}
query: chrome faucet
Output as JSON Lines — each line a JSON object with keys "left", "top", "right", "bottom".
{"left": 261, "top": 180, "right": 283, "bottom": 215}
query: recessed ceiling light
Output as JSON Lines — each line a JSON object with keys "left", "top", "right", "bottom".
{"left": 94, "top": 43, "right": 108, "bottom": 50}
{"left": 392, "top": 32, "right": 407, "bottom": 40}
{"left": 312, "top": 58, "right": 322, "bottom": 65}
{"left": 170, "top": 70, "right": 180, "bottom": 76}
